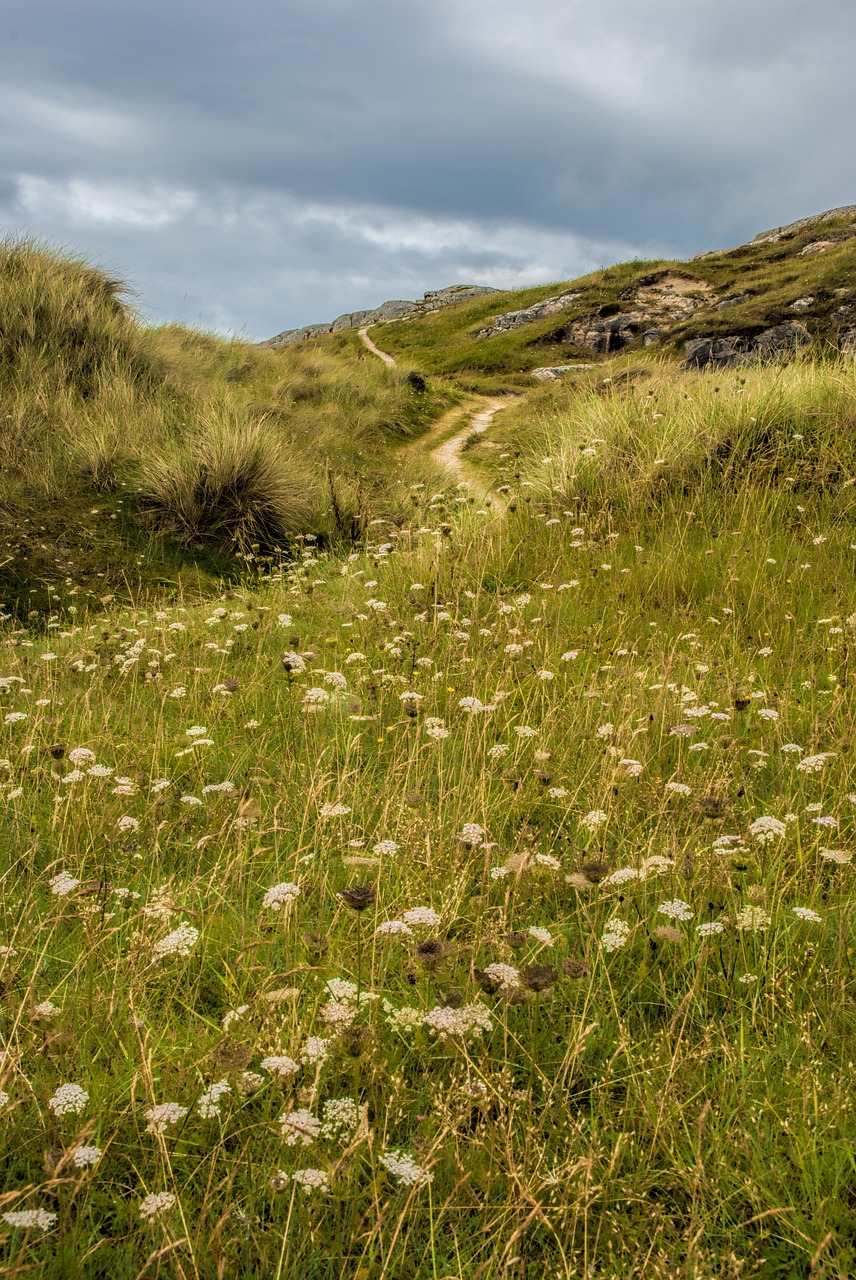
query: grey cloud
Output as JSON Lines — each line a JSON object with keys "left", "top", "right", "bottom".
{"left": 1, "top": 0, "right": 854, "bottom": 335}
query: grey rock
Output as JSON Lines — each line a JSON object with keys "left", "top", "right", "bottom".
{"left": 694, "top": 206, "right": 856, "bottom": 258}
{"left": 642, "top": 329, "right": 663, "bottom": 348}
{"left": 840, "top": 330, "right": 856, "bottom": 355}
{"left": 715, "top": 292, "right": 752, "bottom": 311}
{"left": 753, "top": 322, "right": 811, "bottom": 360}
{"left": 751, "top": 207, "right": 856, "bottom": 246}
{"left": 262, "top": 284, "right": 498, "bottom": 347}
{"left": 683, "top": 322, "right": 810, "bottom": 370}
{"left": 683, "top": 336, "right": 749, "bottom": 370}
{"left": 790, "top": 296, "right": 815, "bottom": 312}
{"left": 476, "top": 291, "right": 582, "bottom": 339}
{"left": 531, "top": 364, "right": 594, "bottom": 381}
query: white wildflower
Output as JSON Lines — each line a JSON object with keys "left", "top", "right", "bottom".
{"left": 145, "top": 1102, "right": 188, "bottom": 1133}
{"left": 280, "top": 1108, "right": 321, "bottom": 1146}
{"left": 152, "top": 923, "right": 199, "bottom": 961}
{"left": 262, "top": 882, "right": 300, "bottom": 911}
{"left": 48, "top": 1083, "right": 89, "bottom": 1116}
{"left": 260, "top": 1056, "right": 300, "bottom": 1078}
{"left": 139, "top": 1192, "right": 176, "bottom": 1219}
{"left": 380, "top": 1149, "right": 433, "bottom": 1187}
{"left": 197, "top": 1080, "right": 231, "bottom": 1119}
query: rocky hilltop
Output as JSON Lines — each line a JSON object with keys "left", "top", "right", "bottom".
{"left": 263, "top": 284, "right": 499, "bottom": 348}
{"left": 261, "top": 206, "right": 856, "bottom": 378}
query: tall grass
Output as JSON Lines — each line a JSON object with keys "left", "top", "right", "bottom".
{"left": 0, "top": 241, "right": 451, "bottom": 606}
{"left": 0, "top": 354, "right": 852, "bottom": 1277}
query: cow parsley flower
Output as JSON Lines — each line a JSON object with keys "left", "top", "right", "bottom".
{"left": 402, "top": 906, "right": 441, "bottom": 928}
{"left": 601, "top": 918, "right": 631, "bottom": 952}
{"left": 749, "top": 816, "right": 786, "bottom": 843}
{"left": 260, "top": 1055, "right": 300, "bottom": 1078}
{"left": 696, "top": 921, "right": 726, "bottom": 937}
{"left": 792, "top": 906, "right": 822, "bottom": 923}
{"left": 424, "top": 1003, "right": 492, "bottom": 1039}
{"left": 320, "top": 1097, "right": 359, "bottom": 1140}
{"left": 139, "top": 1192, "right": 175, "bottom": 1220}
{"left": 197, "top": 1080, "right": 231, "bottom": 1119}
{"left": 145, "top": 1102, "right": 188, "bottom": 1133}
{"left": 262, "top": 882, "right": 300, "bottom": 911}
{"left": 290, "top": 1167, "right": 329, "bottom": 1193}
{"left": 72, "top": 1145, "right": 102, "bottom": 1168}
{"left": 380, "top": 1150, "right": 433, "bottom": 1187}
{"left": 658, "top": 899, "right": 693, "bottom": 922}
{"left": 2, "top": 1209, "right": 57, "bottom": 1231}
{"left": 152, "top": 923, "right": 199, "bottom": 961}
{"left": 48, "top": 1084, "right": 89, "bottom": 1116}
{"left": 280, "top": 1108, "right": 321, "bottom": 1146}
{"left": 49, "top": 872, "right": 80, "bottom": 897}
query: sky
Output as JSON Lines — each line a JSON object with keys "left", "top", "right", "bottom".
{"left": 1, "top": 0, "right": 854, "bottom": 340}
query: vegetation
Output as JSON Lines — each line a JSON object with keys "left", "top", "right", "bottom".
{"left": 0, "top": 231, "right": 854, "bottom": 1278}
{"left": 0, "top": 239, "right": 451, "bottom": 618}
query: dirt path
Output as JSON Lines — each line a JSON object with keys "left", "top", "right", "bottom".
{"left": 358, "top": 326, "right": 396, "bottom": 367}
{"left": 360, "top": 324, "right": 511, "bottom": 507}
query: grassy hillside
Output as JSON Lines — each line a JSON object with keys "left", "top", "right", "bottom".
{"left": 0, "top": 340, "right": 854, "bottom": 1275}
{"left": 355, "top": 211, "right": 856, "bottom": 389}
{"left": 0, "top": 239, "right": 453, "bottom": 619}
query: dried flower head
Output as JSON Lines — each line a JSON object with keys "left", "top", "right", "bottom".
{"left": 339, "top": 884, "right": 377, "bottom": 912}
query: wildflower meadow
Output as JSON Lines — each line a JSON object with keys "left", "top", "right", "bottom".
{"left": 0, "top": 349, "right": 854, "bottom": 1278}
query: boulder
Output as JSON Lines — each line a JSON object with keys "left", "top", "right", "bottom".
{"left": 683, "top": 323, "right": 810, "bottom": 370}
{"left": 476, "top": 291, "right": 582, "bottom": 339}
{"left": 840, "top": 330, "right": 856, "bottom": 355}
{"left": 531, "top": 364, "right": 594, "bottom": 381}
{"left": 753, "top": 322, "right": 811, "bottom": 360}
{"left": 683, "top": 336, "right": 749, "bottom": 370}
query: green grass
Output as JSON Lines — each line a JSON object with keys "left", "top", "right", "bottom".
{"left": 0, "top": 350, "right": 853, "bottom": 1277}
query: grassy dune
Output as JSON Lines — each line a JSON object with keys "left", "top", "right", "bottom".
{"left": 0, "top": 338, "right": 853, "bottom": 1276}
{"left": 0, "top": 240, "right": 451, "bottom": 618}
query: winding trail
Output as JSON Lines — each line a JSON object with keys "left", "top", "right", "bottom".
{"left": 358, "top": 324, "right": 512, "bottom": 509}
{"left": 358, "top": 326, "right": 396, "bottom": 367}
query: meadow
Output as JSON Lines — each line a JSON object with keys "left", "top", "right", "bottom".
{"left": 0, "top": 339, "right": 853, "bottom": 1278}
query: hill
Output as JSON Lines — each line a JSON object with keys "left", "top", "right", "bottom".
{"left": 270, "top": 206, "right": 856, "bottom": 391}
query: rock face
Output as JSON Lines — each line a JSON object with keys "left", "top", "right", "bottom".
{"left": 263, "top": 285, "right": 499, "bottom": 347}
{"left": 683, "top": 322, "right": 811, "bottom": 370}
{"left": 476, "top": 291, "right": 582, "bottom": 339}
{"left": 531, "top": 272, "right": 715, "bottom": 355}
{"left": 531, "top": 364, "right": 594, "bottom": 381}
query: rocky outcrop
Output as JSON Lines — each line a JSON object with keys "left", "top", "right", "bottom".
{"left": 532, "top": 272, "right": 714, "bottom": 355}
{"left": 751, "top": 208, "right": 856, "bottom": 246}
{"left": 694, "top": 207, "right": 856, "bottom": 259}
{"left": 263, "top": 285, "right": 499, "bottom": 347}
{"left": 476, "top": 291, "right": 582, "bottom": 339}
{"left": 683, "top": 322, "right": 811, "bottom": 370}
{"left": 531, "top": 364, "right": 593, "bottom": 381}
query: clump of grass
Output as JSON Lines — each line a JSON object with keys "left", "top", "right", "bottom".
{"left": 0, "top": 235, "right": 157, "bottom": 400}
{"left": 137, "top": 413, "right": 322, "bottom": 551}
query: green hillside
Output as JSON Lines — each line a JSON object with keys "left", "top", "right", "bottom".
{"left": 352, "top": 209, "right": 856, "bottom": 389}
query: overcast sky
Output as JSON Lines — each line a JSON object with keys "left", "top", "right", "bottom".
{"left": 2, "top": 0, "right": 853, "bottom": 339}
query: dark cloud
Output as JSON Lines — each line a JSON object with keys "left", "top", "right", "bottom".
{"left": 1, "top": 0, "right": 853, "bottom": 336}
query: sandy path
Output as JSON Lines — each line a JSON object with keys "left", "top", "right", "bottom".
{"left": 359, "top": 324, "right": 511, "bottom": 506}
{"left": 358, "top": 326, "right": 396, "bottom": 367}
